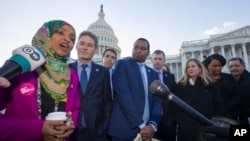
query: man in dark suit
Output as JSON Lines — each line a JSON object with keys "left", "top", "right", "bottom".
{"left": 108, "top": 38, "right": 161, "bottom": 140}
{"left": 102, "top": 48, "right": 117, "bottom": 141}
{"left": 228, "top": 57, "right": 250, "bottom": 124}
{"left": 151, "top": 49, "right": 177, "bottom": 141}
{"left": 102, "top": 48, "right": 117, "bottom": 98}
{"left": 69, "top": 31, "right": 112, "bottom": 141}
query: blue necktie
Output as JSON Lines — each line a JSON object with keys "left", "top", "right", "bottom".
{"left": 138, "top": 63, "right": 149, "bottom": 123}
{"left": 110, "top": 69, "right": 113, "bottom": 98}
{"left": 80, "top": 64, "right": 88, "bottom": 127}
{"left": 80, "top": 64, "right": 88, "bottom": 93}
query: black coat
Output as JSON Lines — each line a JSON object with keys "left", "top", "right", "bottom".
{"left": 214, "top": 73, "right": 241, "bottom": 119}
{"left": 237, "top": 70, "right": 250, "bottom": 123}
{"left": 155, "top": 71, "right": 177, "bottom": 141}
{"left": 161, "top": 70, "right": 177, "bottom": 120}
{"left": 174, "top": 77, "right": 229, "bottom": 141}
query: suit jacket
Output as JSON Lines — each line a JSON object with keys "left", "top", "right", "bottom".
{"left": 161, "top": 70, "right": 177, "bottom": 120}
{"left": 69, "top": 61, "right": 112, "bottom": 141}
{"left": 108, "top": 57, "right": 161, "bottom": 140}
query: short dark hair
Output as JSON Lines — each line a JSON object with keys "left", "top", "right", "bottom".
{"left": 228, "top": 57, "right": 245, "bottom": 65}
{"left": 102, "top": 48, "right": 117, "bottom": 59}
{"left": 152, "top": 50, "right": 166, "bottom": 59}
{"left": 202, "top": 54, "right": 226, "bottom": 68}
{"left": 136, "top": 38, "right": 150, "bottom": 51}
{"left": 78, "top": 31, "right": 98, "bottom": 48}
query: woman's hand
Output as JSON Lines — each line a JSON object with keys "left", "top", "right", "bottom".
{"left": 42, "top": 111, "right": 75, "bottom": 141}
{"left": 55, "top": 112, "right": 75, "bottom": 140}
{"left": 0, "top": 77, "right": 10, "bottom": 88}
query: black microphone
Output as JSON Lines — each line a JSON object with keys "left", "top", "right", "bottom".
{"left": 0, "top": 45, "right": 45, "bottom": 80}
{"left": 149, "top": 80, "right": 213, "bottom": 126}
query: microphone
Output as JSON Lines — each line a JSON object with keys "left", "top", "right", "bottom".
{"left": 149, "top": 80, "right": 213, "bottom": 126}
{"left": 0, "top": 45, "right": 45, "bottom": 80}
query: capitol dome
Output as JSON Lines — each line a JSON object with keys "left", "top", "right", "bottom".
{"left": 87, "top": 5, "right": 121, "bottom": 64}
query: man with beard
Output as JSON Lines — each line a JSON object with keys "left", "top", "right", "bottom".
{"left": 228, "top": 57, "right": 250, "bottom": 124}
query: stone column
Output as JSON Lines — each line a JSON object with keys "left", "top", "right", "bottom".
{"left": 176, "top": 62, "right": 179, "bottom": 81}
{"left": 191, "top": 51, "right": 194, "bottom": 59}
{"left": 221, "top": 45, "right": 225, "bottom": 56}
{"left": 200, "top": 51, "right": 203, "bottom": 61}
{"left": 231, "top": 44, "right": 236, "bottom": 57}
{"left": 211, "top": 47, "right": 214, "bottom": 54}
{"left": 170, "top": 63, "right": 173, "bottom": 73}
{"left": 242, "top": 43, "right": 249, "bottom": 69}
{"left": 99, "top": 46, "right": 101, "bottom": 55}
{"left": 181, "top": 53, "right": 187, "bottom": 73}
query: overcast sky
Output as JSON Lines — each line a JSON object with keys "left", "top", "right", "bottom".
{"left": 1, "top": 0, "right": 249, "bottom": 65}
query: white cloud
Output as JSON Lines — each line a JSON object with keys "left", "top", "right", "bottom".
{"left": 204, "top": 27, "right": 219, "bottom": 35}
{"left": 223, "top": 21, "right": 236, "bottom": 28}
{"left": 203, "top": 21, "right": 237, "bottom": 36}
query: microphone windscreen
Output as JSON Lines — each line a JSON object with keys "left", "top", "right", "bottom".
{"left": 11, "top": 45, "right": 45, "bottom": 72}
{"left": 149, "top": 79, "right": 214, "bottom": 126}
{"left": 149, "top": 80, "right": 168, "bottom": 99}
{"left": 149, "top": 80, "right": 162, "bottom": 94}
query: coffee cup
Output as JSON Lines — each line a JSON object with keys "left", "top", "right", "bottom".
{"left": 45, "top": 111, "right": 67, "bottom": 121}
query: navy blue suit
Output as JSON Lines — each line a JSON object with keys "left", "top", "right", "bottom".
{"left": 108, "top": 57, "right": 161, "bottom": 140}
{"left": 69, "top": 61, "right": 112, "bottom": 141}
{"left": 155, "top": 70, "right": 177, "bottom": 141}
{"left": 161, "top": 70, "right": 177, "bottom": 118}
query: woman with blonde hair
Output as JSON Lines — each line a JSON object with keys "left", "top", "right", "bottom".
{"left": 179, "top": 59, "right": 213, "bottom": 86}
{"left": 173, "top": 59, "right": 229, "bottom": 141}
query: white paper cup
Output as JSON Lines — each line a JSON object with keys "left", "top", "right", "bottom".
{"left": 46, "top": 112, "right": 67, "bottom": 121}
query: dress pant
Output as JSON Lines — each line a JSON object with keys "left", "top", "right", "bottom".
{"left": 155, "top": 115, "right": 177, "bottom": 141}
{"left": 112, "top": 136, "right": 134, "bottom": 141}
{"left": 76, "top": 126, "right": 92, "bottom": 141}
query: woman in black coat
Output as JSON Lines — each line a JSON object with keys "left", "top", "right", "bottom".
{"left": 174, "top": 59, "right": 229, "bottom": 141}
{"left": 202, "top": 54, "right": 241, "bottom": 120}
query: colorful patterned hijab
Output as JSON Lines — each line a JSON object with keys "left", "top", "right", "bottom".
{"left": 32, "top": 20, "right": 76, "bottom": 102}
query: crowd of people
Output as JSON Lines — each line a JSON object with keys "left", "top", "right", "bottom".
{"left": 0, "top": 19, "right": 250, "bottom": 141}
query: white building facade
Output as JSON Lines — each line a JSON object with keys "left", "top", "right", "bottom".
{"left": 165, "top": 25, "right": 250, "bottom": 81}
{"left": 73, "top": 5, "right": 250, "bottom": 82}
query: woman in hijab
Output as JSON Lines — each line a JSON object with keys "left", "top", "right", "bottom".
{"left": 202, "top": 54, "right": 240, "bottom": 120}
{"left": 0, "top": 20, "right": 80, "bottom": 141}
